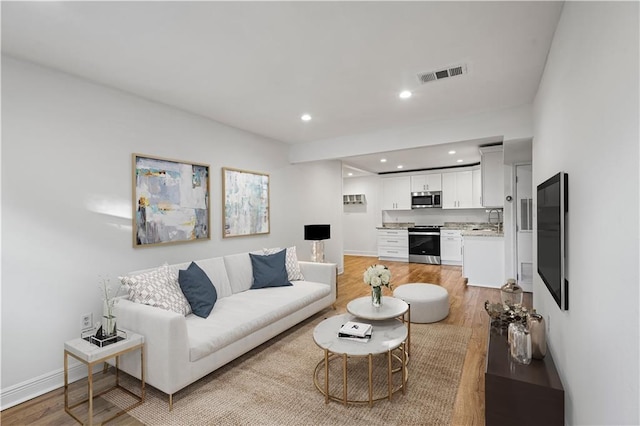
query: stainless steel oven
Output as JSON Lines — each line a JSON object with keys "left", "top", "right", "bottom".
{"left": 408, "top": 226, "right": 441, "bottom": 264}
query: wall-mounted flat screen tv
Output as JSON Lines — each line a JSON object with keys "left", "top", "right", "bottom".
{"left": 537, "top": 172, "right": 568, "bottom": 310}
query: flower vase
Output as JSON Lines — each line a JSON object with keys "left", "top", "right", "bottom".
{"left": 371, "top": 286, "right": 382, "bottom": 308}
{"left": 102, "top": 301, "right": 117, "bottom": 338}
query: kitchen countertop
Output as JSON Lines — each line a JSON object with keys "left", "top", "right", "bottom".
{"left": 443, "top": 222, "right": 504, "bottom": 237}
{"left": 377, "top": 222, "right": 504, "bottom": 236}
{"left": 377, "top": 222, "right": 414, "bottom": 230}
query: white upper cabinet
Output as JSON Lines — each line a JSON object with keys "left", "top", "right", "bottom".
{"left": 381, "top": 176, "right": 411, "bottom": 210}
{"left": 472, "top": 168, "right": 482, "bottom": 208}
{"left": 442, "top": 171, "right": 473, "bottom": 209}
{"left": 480, "top": 146, "right": 504, "bottom": 207}
{"left": 410, "top": 174, "right": 442, "bottom": 192}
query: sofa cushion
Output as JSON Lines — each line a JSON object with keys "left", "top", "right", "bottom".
{"left": 120, "top": 264, "right": 192, "bottom": 316}
{"left": 178, "top": 262, "right": 218, "bottom": 318}
{"left": 223, "top": 253, "right": 254, "bottom": 294}
{"left": 263, "top": 246, "right": 305, "bottom": 281}
{"left": 193, "top": 258, "right": 233, "bottom": 299}
{"left": 185, "top": 281, "right": 331, "bottom": 362}
{"left": 250, "top": 250, "right": 292, "bottom": 289}
{"left": 166, "top": 258, "right": 232, "bottom": 300}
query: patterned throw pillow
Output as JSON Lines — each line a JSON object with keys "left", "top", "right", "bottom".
{"left": 263, "top": 246, "right": 305, "bottom": 281}
{"left": 120, "top": 264, "right": 192, "bottom": 316}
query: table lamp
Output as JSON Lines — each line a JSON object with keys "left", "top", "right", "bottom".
{"left": 304, "top": 224, "right": 330, "bottom": 263}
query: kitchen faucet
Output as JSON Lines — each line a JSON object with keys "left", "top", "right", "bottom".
{"left": 487, "top": 209, "right": 502, "bottom": 231}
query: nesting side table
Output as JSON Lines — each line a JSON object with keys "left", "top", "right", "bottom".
{"left": 64, "top": 330, "right": 145, "bottom": 425}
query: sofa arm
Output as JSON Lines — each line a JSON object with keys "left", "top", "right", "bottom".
{"left": 298, "top": 261, "right": 336, "bottom": 302}
{"left": 114, "top": 298, "right": 190, "bottom": 395}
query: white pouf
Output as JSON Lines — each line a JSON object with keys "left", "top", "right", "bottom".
{"left": 393, "top": 283, "right": 450, "bottom": 323}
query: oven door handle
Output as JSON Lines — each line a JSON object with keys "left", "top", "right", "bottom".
{"left": 409, "top": 232, "right": 440, "bottom": 236}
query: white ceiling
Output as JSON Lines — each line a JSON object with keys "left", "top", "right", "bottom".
{"left": 1, "top": 1, "right": 563, "bottom": 173}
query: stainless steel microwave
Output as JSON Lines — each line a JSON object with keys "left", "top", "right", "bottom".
{"left": 411, "top": 191, "right": 442, "bottom": 209}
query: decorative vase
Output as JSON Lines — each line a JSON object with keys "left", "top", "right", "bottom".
{"left": 371, "top": 286, "right": 382, "bottom": 307}
{"left": 527, "top": 313, "right": 547, "bottom": 359}
{"left": 509, "top": 323, "right": 532, "bottom": 365}
{"left": 102, "top": 301, "right": 117, "bottom": 338}
{"left": 500, "top": 278, "right": 523, "bottom": 308}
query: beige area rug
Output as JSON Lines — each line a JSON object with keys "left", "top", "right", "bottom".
{"left": 107, "top": 313, "right": 471, "bottom": 426}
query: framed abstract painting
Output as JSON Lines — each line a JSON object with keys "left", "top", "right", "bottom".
{"left": 133, "top": 154, "right": 210, "bottom": 247}
{"left": 222, "top": 167, "right": 270, "bottom": 238}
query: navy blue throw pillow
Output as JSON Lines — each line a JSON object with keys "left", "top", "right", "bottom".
{"left": 178, "top": 262, "right": 218, "bottom": 318}
{"left": 249, "top": 249, "right": 292, "bottom": 289}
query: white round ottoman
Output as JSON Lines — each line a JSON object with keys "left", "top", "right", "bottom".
{"left": 393, "top": 283, "right": 449, "bottom": 323}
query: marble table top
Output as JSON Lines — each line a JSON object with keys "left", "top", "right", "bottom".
{"left": 347, "top": 296, "right": 409, "bottom": 320}
{"left": 313, "top": 313, "right": 407, "bottom": 356}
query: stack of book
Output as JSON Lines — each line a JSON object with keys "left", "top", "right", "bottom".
{"left": 338, "top": 320, "right": 372, "bottom": 342}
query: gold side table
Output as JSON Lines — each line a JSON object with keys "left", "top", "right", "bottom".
{"left": 64, "top": 330, "right": 145, "bottom": 425}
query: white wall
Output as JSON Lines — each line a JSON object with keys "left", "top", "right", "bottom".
{"left": 0, "top": 56, "right": 343, "bottom": 407}
{"left": 533, "top": 3, "right": 639, "bottom": 425}
{"left": 343, "top": 175, "right": 381, "bottom": 256}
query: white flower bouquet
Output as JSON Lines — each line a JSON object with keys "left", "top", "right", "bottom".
{"left": 363, "top": 264, "right": 392, "bottom": 288}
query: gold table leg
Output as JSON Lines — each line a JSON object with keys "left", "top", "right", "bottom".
{"left": 368, "top": 354, "right": 373, "bottom": 407}
{"left": 407, "top": 304, "right": 411, "bottom": 357}
{"left": 402, "top": 342, "right": 406, "bottom": 394}
{"left": 87, "top": 363, "right": 94, "bottom": 426}
{"left": 387, "top": 350, "right": 392, "bottom": 401}
{"left": 63, "top": 352, "right": 69, "bottom": 416}
{"left": 343, "top": 354, "right": 348, "bottom": 406}
{"left": 324, "top": 349, "right": 329, "bottom": 404}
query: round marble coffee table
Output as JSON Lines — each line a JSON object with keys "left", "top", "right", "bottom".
{"left": 347, "top": 296, "right": 411, "bottom": 356}
{"left": 347, "top": 296, "right": 409, "bottom": 320}
{"left": 312, "top": 313, "right": 408, "bottom": 407}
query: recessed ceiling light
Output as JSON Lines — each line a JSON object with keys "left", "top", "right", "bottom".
{"left": 380, "top": 158, "right": 387, "bottom": 163}
{"left": 397, "top": 165, "right": 404, "bottom": 169}
{"left": 457, "top": 159, "right": 463, "bottom": 163}
{"left": 348, "top": 172, "right": 353, "bottom": 176}
{"left": 448, "top": 150, "right": 456, "bottom": 155}
{"left": 301, "top": 114, "right": 312, "bottom": 121}
{"left": 399, "top": 90, "right": 412, "bottom": 99}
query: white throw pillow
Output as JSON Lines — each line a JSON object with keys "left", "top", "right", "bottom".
{"left": 263, "top": 246, "right": 305, "bottom": 281}
{"left": 120, "top": 264, "right": 192, "bottom": 316}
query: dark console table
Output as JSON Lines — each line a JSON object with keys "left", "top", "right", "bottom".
{"left": 485, "top": 324, "right": 564, "bottom": 426}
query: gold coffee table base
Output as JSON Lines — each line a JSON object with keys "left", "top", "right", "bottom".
{"left": 313, "top": 345, "right": 408, "bottom": 407}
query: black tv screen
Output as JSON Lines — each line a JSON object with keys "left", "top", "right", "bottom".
{"left": 537, "top": 172, "right": 568, "bottom": 310}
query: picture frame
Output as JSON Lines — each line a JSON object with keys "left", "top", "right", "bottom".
{"left": 133, "top": 153, "right": 210, "bottom": 247}
{"left": 222, "top": 167, "right": 270, "bottom": 238}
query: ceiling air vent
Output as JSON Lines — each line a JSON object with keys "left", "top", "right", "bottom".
{"left": 417, "top": 64, "right": 467, "bottom": 84}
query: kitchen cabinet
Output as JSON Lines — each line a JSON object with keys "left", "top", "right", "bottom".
{"left": 442, "top": 171, "right": 473, "bottom": 209}
{"left": 472, "top": 168, "right": 482, "bottom": 208}
{"left": 411, "top": 174, "right": 442, "bottom": 192}
{"left": 463, "top": 235, "right": 505, "bottom": 288}
{"left": 381, "top": 176, "right": 411, "bottom": 210}
{"left": 440, "top": 229, "right": 463, "bottom": 265}
{"left": 377, "top": 229, "right": 409, "bottom": 262}
{"left": 480, "top": 146, "right": 504, "bottom": 207}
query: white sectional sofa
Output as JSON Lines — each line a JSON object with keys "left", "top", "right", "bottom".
{"left": 114, "top": 251, "right": 336, "bottom": 408}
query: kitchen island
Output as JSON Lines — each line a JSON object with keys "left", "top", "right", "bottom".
{"left": 462, "top": 234, "right": 504, "bottom": 288}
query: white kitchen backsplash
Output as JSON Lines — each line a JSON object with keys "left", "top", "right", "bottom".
{"left": 382, "top": 209, "right": 489, "bottom": 226}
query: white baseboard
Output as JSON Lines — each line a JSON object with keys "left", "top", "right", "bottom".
{"left": 0, "top": 360, "right": 101, "bottom": 410}
{"left": 344, "top": 250, "right": 378, "bottom": 257}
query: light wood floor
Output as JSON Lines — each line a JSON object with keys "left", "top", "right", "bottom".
{"left": 1, "top": 256, "right": 529, "bottom": 425}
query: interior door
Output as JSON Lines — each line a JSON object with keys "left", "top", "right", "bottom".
{"left": 515, "top": 164, "right": 533, "bottom": 292}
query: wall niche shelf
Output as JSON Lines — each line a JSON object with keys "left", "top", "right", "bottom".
{"left": 343, "top": 194, "right": 366, "bottom": 205}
